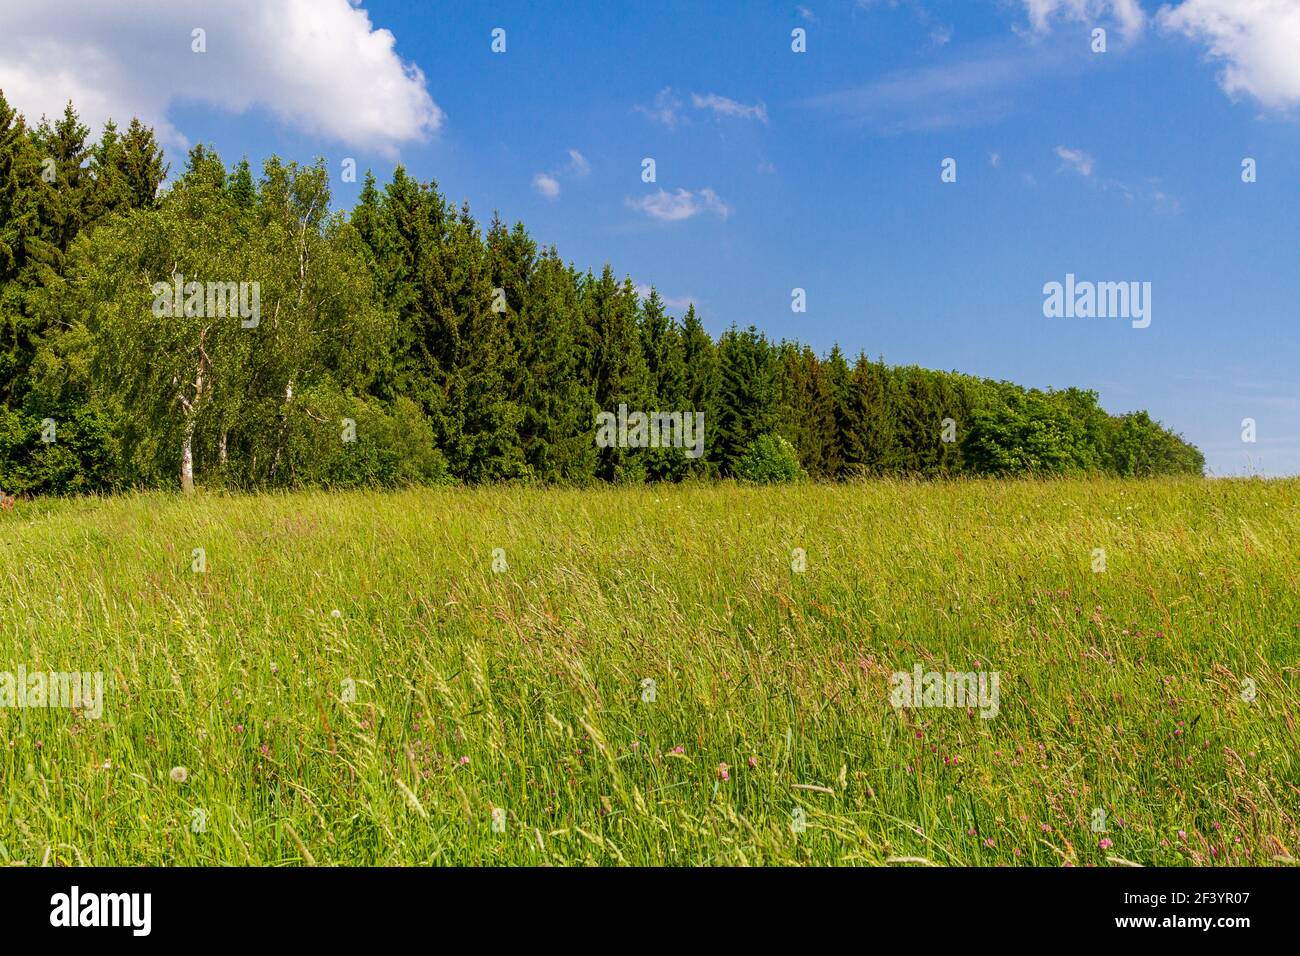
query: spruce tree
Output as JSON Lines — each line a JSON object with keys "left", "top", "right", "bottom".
{"left": 639, "top": 288, "right": 689, "bottom": 480}
{"left": 583, "top": 266, "right": 652, "bottom": 482}
{"left": 715, "top": 325, "right": 780, "bottom": 474}
{"left": 679, "top": 304, "right": 719, "bottom": 476}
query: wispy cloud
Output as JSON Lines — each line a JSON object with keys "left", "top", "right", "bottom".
{"left": 1054, "top": 145, "right": 1095, "bottom": 176}
{"left": 565, "top": 149, "right": 590, "bottom": 177}
{"left": 640, "top": 87, "right": 769, "bottom": 127}
{"left": 625, "top": 188, "right": 731, "bottom": 223}
{"left": 636, "top": 87, "right": 683, "bottom": 128}
{"left": 1053, "top": 147, "right": 1182, "bottom": 212}
{"left": 805, "top": 53, "right": 1037, "bottom": 131}
{"left": 1021, "top": 0, "right": 1146, "bottom": 41}
{"left": 691, "top": 92, "right": 768, "bottom": 123}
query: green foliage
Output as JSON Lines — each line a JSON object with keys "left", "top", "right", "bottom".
{"left": 735, "top": 432, "right": 806, "bottom": 484}
{"left": 0, "top": 98, "right": 1205, "bottom": 497}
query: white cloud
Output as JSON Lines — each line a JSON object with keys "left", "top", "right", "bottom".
{"left": 1157, "top": 0, "right": 1300, "bottom": 108}
{"left": 1022, "top": 0, "right": 1147, "bottom": 40}
{"left": 637, "top": 87, "right": 684, "bottom": 128}
{"left": 532, "top": 148, "right": 589, "bottom": 199}
{"left": 797, "top": 6, "right": 819, "bottom": 23}
{"left": 691, "top": 93, "right": 769, "bottom": 123}
{"left": 625, "top": 188, "right": 731, "bottom": 223}
{"left": 989, "top": 151, "right": 1002, "bottom": 167}
{"left": 0, "top": 0, "right": 440, "bottom": 152}
{"left": 1055, "top": 145, "right": 1095, "bottom": 176}
{"left": 532, "top": 172, "right": 561, "bottom": 200}
{"left": 565, "top": 149, "right": 590, "bottom": 177}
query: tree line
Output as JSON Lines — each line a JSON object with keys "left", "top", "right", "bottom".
{"left": 0, "top": 97, "right": 1204, "bottom": 495}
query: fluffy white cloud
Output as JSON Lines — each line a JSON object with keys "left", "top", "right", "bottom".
{"left": 1022, "top": 0, "right": 1147, "bottom": 39}
{"left": 532, "top": 173, "right": 561, "bottom": 199}
{"left": 1055, "top": 145, "right": 1096, "bottom": 176}
{"left": 690, "top": 93, "right": 768, "bottom": 123}
{"left": 0, "top": 0, "right": 441, "bottom": 151}
{"left": 1158, "top": 0, "right": 1300, "bottom": 108}
{"left": 625, "top": 188, "right": 730, "bottom": 223}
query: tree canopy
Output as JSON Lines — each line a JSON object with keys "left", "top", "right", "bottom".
{"left": 0, "top": 96, "right": 1204, "bottom": 495}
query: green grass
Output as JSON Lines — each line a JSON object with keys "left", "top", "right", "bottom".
{"left": 1, "top": 478, "right": 1297, "bottom": 866}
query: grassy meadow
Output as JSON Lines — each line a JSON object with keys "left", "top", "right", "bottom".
{"left": 1, "top": 477, "right": 1297, "bottom": 866}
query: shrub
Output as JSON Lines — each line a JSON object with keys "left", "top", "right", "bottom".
{"left": 735, "top": 433, "right": 806, "bottom": 484}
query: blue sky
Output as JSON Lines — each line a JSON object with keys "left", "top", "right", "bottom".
{"left": 4, "top": 0, "right": 1297, "bottom": 474}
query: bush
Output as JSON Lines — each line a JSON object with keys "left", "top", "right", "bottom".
{"left": 281, "top": 387, "right": 452, "bottom": 489}
{"left": 735, "top": 433, "right": 806, "bottom": 484}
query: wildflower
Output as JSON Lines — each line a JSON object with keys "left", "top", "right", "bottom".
{"left": 1177, "top": 830, "right": 1187, "bottom": 842}
{"left": 459, "top": 755, "right": 470, "bottom": 765}
{"left": 718, "top": 762, "right": 730, "bottom": 781}
{"left": 1041, "top": 824, "right": 1052, "bottom": 833}
{"left": 170, "top": 766, "right": 188, "bottom": 783}
{"left": 672, "top": 745, "right": 684, "bottom": 754}
{"left": 331, "top": 609, "right": 341, "bottom": 619}
{"left": 1099, "top": 838, "right": 1113, "bottom": 850}
{"left": 747, "top": 756, "right": 757, "bottom": 768}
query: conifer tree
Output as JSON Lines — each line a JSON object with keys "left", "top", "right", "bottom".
{"left": 226, "top": 157, "right": 255, "bottom": 209}
{"left": 639, "top": 288, "right": 689, "bottom": 480}
{"left": 30, "top": 103, "right": 91, "bottom": 260}
{"left": 442, "top": 203, "right": 526, "bottom": 481}
{"left": 583, "top": 266, "right": 652, "bottom": 482}
{"left": 519, "top": 249, "right": 597, "bottom": 481}
{"left": 0, "top": 91, "right": 46, "bottom": 406}
{"left": 842, "top": 353, "right": 899, "bottom": 473}
{"left": 117, "top": 118, "right": 167, "bottom": 210}
{"left": 715, "top": 325, "right": 780, "bottom": 474}
{"left": 679, "top": 304, "right": 719, "bottom": 476}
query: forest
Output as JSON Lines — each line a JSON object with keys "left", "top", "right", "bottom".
{"left": 0, "top": 96, "right": 1205, "bottom": 496}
